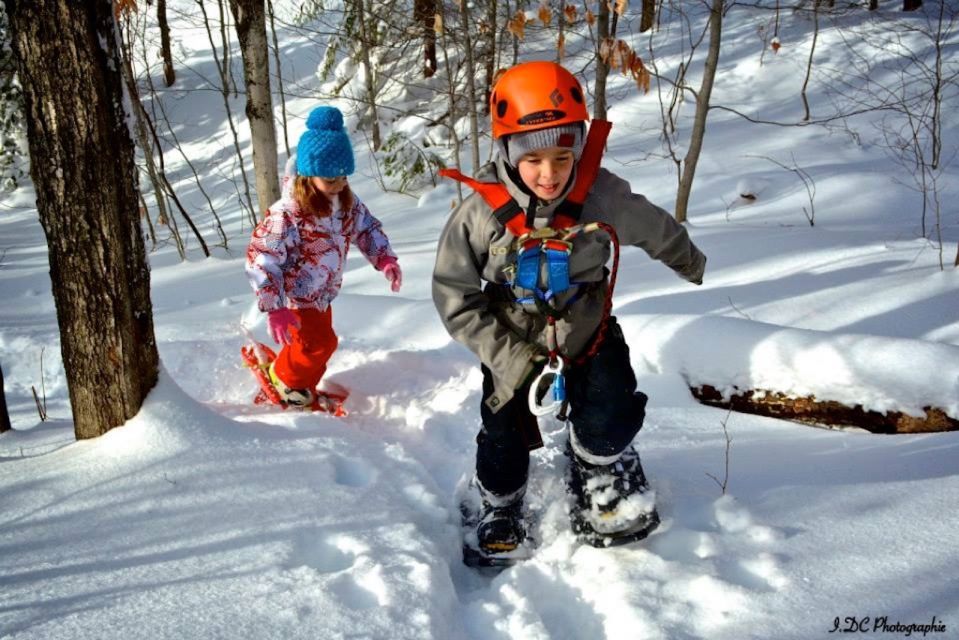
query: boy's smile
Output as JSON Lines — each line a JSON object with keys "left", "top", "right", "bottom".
{"left": 516, "top": 146, "right": 575, "bottom": 202}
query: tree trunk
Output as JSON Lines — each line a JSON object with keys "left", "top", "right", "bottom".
{"left": 414, "top": 0, "right": 437, "bottom": 77}
{"left": 903, "top": 0, "right": 922, "bottom": 11}
{"left": 0, "top": 361, "right": 11, "bottom": 433}
{"left": 674, "top": 0, "right": 723, "bottom": 223}
{"left": 158, "top": 0, "right": 176, "bottom": 86}
{"left": 230, "top": 0, "right": 280, "bottom": 213}
{"left": 459, "top": 0, "right": 481, "bottom": 171}
{"left": 869, "top": 0, "right": 878, "bottom": 10}
{"left": 356, "top": 0, "right": 381, "bottom": 151}
{"left": 5, "top": 0, "right": 159, "bottom": 440}
{"left": 640, "top": 0, "right": 656, "bottom": 33}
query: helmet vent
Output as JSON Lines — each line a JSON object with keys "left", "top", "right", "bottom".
{"left": 496, "top": 99, "right": 508, "bottom": 118}
{"left": 570, "top": 87, "right": 584, "bottom": 104}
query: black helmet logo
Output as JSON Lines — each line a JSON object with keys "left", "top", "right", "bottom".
{"left": 518, "top": 109, "right": 567, "bottom": 126}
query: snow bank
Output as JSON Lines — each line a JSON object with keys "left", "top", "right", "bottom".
{"left": 622, "top": 314, "right": 959, "bottom": 419}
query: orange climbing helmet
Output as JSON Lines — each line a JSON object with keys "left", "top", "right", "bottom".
{"left": 489, "top": 61, "right": 590, "bottom": 140}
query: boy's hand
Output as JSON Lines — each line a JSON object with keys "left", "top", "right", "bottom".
{"left": 267, "top": 308, "right": 299, "bottom": 345}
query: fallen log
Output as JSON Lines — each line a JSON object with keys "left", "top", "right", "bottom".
{"left": 691, "top": 384, "right": 958, "bottom": 434}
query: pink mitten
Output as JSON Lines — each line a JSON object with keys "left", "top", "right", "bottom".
{"left": 267, "top": 308, "right": 300, "bottom": 346}
{"left": 384, "top": 263, "right": 402, "bottom": 292}
{"left": 377, "top": 256, "right": 402, "bottom": 293}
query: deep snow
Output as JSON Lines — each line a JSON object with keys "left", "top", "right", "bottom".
{"left": 1, "top": 2, "right": 958, "bottom": 639}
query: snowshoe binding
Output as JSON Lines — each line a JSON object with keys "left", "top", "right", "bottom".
{"left": 566, "top": 442, "right": 660, "bottom": 548}
{"left": 460, "top": 480, "right": 534, "bottom": 569}
{"left": 240, "top": 340, "right": 348, "bottom": 416}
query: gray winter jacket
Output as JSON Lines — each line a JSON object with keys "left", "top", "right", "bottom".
{"left": 432, "top": 156, "right": 706, "bottom": 412}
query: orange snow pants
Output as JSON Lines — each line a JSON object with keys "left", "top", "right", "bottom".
{"left": 272, "top": 307, "right": 338, "bottom": 390}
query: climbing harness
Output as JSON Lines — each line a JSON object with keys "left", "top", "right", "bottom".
{"left": 440, "top": 119, "right": 624, "bottom": 418}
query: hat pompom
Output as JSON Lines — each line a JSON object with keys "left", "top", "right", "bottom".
{"left": 306, "top": 106, "right": 343, "bottom": 132}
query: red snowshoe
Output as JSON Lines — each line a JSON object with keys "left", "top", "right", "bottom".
{"left": 240, "top": 341, "right": 349, "bottom": 417}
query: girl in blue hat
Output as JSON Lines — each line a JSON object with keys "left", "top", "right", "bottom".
{"left": 245, "top": 106, "right": 402, "bottom": 407}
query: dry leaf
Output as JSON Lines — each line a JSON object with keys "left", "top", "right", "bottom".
{"left": 630, "top": 55, "right": 650, "bottom": 93}
{"left": 538, "top": 4, "right": 552, "bottom": 26}
{"left": 114, "top": 0, "right": 137, "bottom": 18}
{"left": 599, "top": 37, "right": 616, "bottom": 65}
{"left": 614, "top": 0, "right": 628, "bottom": 16}
{"left": 585, "top": 8, "right": 596, "bottom": 26}
{"left": 507, "top": 12, "right": 527, "bottom": 39}
{"left": 564, "top": 4, "right": 577, "bottom": 23}
{"left": 433, "top": 12, "right": 444, "bottom": 35}
{"left": 771, "top": 37, "right": 781, "bottom": 53}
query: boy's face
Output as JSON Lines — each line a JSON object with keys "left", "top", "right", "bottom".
{"left": 516, "top": 146, "right": 575, "bottom": 202}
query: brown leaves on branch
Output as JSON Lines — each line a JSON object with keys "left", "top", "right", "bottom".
{"left": 537, "top": 4, "right": 552, "bottom": 26}
{"left": 508, "top": 11, "right": 528, "bottom": 39}
{"left": 600, "top": 38, "right": 650, "bottom": 93}
{"left": 114, "top": 0, "right": 137, "bottom": 19}
{"left": 564, "top": 4, "right": 578, "bottom": 24}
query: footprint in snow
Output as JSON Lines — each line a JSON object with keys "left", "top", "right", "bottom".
{"left": 290, "top": 533, "right": 361, "bottom": 574}
{"left": 328, "top": 564, "right": 389, "bottom": 610}
{"left": 332, "top": 454, "right": 377, "bottom": 488}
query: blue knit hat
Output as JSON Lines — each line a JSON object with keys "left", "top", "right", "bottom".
{"left": 296, "top": 106, "right": 355, "bottom": 178}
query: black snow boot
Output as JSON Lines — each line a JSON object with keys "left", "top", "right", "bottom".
{"left": 461, "top": 479, "right": 531, "bottom": 567}
{"left": 566, "top": 442, "right": 660, "bottom": 547}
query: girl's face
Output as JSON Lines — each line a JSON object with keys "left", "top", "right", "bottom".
{"left": 310, "top": 175, "right": 348, "bottom": 197}
{"left": 516, "top": 147, "right": 575, "bottom": 202}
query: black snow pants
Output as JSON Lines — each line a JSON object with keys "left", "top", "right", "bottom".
{"left": 475, "top": 317, "right": 648, "bottom": 500}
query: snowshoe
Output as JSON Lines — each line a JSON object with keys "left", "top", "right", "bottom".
{"left": 566, "top": 443, "right": 660, "bottom": 548}
{"left": 240, "top": 341, "right": 349, "bottom": 416}
{"left": 460, "top": 481, "right": 534, "bottom": 568}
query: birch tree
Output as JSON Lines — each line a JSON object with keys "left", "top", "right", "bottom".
{"left": 230, "top": 0, "right": 280, "bottom": 212}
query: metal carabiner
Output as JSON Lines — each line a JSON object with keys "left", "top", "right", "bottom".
{"left": 528, "top": 358, "right": 566, "bottom": 416}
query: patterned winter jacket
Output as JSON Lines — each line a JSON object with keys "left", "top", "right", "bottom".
{"left": 245, "top": 165, "right": 397, "bottom": 313}
{"left": 432, "top": 156, "right": 706, "bottom": 412}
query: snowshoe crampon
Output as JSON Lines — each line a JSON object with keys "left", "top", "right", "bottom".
{"left": 566, "top": 444, "right": 661, "bottom": 548}
{"left": 460, "top": 494, "right": 534, "bottom": 569}
{"left": 240, "top": 341, "right": 349, "bottom": 417}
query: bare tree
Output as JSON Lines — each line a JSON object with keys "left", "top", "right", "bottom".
{"left": 0, "top": 361, "right": 10, "bottom": 433}
{"left": 158, "top": 0, "right": 176, "bottom": 86}
{"left": 800, "top": 1, "right": 820, "bottom": 122}
{"left": 5, "top": 0, "right": 159, "bottom": 439}
{"left": 199, "top": 0, "right": 256, "bottom": 226}
{"left": 674, "top": 0, "right": 723, "bottom": 223}
{"left": 415, "top": 0, "right": 438, "bottom": 77}
{"left": 641, "top": 0, "right": 656, "bottom": 33}
{"left": 832, "top": 2, "right": 958, "bottom": 268}
{"left": 593, "top": 0, "right": 613, "bottom": 120}
{"left": 266, "top": 0, "right": 290, "bottom": 156}
{"left": 353, "top": 0, "right": 382, "bottom": 151}
{"left": 230, "top": 0, "right": 281, "bottom": 213}
{"left": 457, "top": 0, "right": 481, "bottom": 171}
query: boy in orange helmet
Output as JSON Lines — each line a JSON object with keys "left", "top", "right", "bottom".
{"left": 433, "top": 61, "right": 706, "bottom": 566}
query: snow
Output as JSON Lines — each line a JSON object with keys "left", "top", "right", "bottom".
{"left": 1, "top": 2, "right": 958, "bottom": 639}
